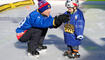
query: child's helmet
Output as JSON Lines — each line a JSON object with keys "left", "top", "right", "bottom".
{"left": 65, "top": 0, "right": 79, "bottom": 8}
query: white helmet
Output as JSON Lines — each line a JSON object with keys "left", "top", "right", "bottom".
{"left": 65, "top": 0, "right": 79, "bottom": 8}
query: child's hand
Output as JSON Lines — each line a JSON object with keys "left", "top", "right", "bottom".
{"left": 77, "top": 35, "right": 83, "bottom": 40}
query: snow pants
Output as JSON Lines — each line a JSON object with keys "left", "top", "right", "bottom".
{"left": 17, "top": 27, "right": 48, "bottom": 51}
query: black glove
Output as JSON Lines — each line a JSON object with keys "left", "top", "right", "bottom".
{"left": 54, "top": 14, "right": 70, "bottom": 28}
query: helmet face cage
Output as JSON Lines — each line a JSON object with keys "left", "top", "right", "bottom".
{"left": 65, "top": 0, "right": 79, "bottom": 8}
{"left": 67, "top": 0, "right": 79, "bottom": 3}
{"left": 66, "top": 2, "right": 74, "bottom": 8}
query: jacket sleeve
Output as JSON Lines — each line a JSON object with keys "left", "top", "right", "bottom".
{"left": 30, "top": 14, "right": 54, "bottom": 28}
{"left": 75, "top": 13, "right": 85, "bottom": 36}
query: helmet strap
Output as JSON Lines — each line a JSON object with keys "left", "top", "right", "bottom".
{"left": 73, "top": 7, "right": 77, "bottom": 13}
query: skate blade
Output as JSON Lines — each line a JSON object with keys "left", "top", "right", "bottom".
{"left": 28, "top": 53, "right": 39, "bottom": 59}
{"left": 38, "top": 49, "right": 47, "bottom": 53}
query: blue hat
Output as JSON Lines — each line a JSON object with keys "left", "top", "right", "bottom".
{"left": 38, "top": 0, "right": 51, "bottom": 13}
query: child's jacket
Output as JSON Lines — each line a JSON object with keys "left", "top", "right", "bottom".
{"left": 64, "top": 8, "right": 85, "bottom": 46}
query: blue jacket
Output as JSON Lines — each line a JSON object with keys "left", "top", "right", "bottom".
{"left": 16, "top": 9, "right": 54, "bottom": 33}
{"left": 64, "top": 8, "right": 85, "bottom": 46}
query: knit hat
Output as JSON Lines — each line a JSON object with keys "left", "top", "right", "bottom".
{"left": 38, "top": 0, "right": 51, "bottom": 13}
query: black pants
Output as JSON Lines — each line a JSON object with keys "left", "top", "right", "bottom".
{"left": 19, "top": 27, "right": 48, "bottom": 51}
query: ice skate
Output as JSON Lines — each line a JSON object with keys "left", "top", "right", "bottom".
{"left": 63, "top": 51, "right": 72, "bottom": 56}
{"left": 67, "top": 52, "right": 80, "bottom": 59}
{"left": 38, "top": 45, "right": 47, "bottom": 53}
{"left": 75, "top": 52, "right": 80, "bottom": 58}
{"left": 27, "top": 50, "right": 40, "bottom": 59}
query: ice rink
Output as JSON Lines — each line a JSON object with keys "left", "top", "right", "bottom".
{"left": 0, "top": 1, "right": 105, "bottom": 60}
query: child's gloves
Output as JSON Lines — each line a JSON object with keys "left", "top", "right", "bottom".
{"left": 54, "top": 14, "right": 70, "bottom": 28}
{"left": 77, "top": 35, "right": 83, "bottom": 40}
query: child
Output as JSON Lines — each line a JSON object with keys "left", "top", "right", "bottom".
{"left": 16, "top": 0, "right": 69, "bottom": 57}
{"left": 63, "top": 0, "right": 85, "bottom": 58}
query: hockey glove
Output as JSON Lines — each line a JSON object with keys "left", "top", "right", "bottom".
{"left": 54, "top": 14, "right": 70, "bottom": 28}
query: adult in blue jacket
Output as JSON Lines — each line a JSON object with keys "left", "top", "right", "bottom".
{"left": 63, "top": 0, "right": 85, "bottom": 58}
{"left": 16, "top": 0, "right": 69, "bottom": 57}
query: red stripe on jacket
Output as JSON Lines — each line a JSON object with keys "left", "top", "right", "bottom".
{"left": 16, "top": 30, "right": 27, "bottom": 40}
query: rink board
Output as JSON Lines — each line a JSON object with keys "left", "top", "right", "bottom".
{"left": 0, "top": 0, "right": 35, "bottom": 13}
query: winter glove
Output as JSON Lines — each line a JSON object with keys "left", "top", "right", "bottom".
{"left": 77, "top": 35, "right": 83, "bottom": 40}
{"left": 54, "top": 14, "right": 70, "bottom": 28}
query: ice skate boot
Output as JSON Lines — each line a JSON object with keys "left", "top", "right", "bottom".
{"left": 27, "top": 50, "right": 40, "bottom": 58}
{"left": 68, "top": 52, "right": 76, "bottom": 59}
{"left": 63, "top": 51, "right": 72, "bottom": 56}
{"left": 38, "top": 45, "right": 47, "bottom": 53}
{"left": 75, "top": 52, "right": 80, "bottom": 58}
{"left": 68, "top": 52, "right": 80, "bottom": 59}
